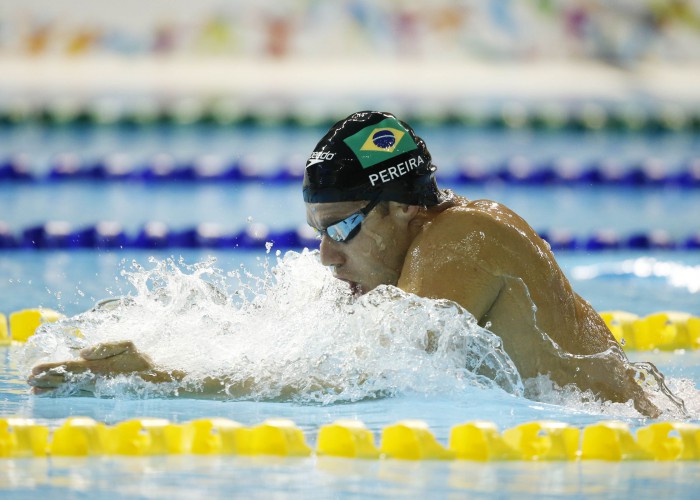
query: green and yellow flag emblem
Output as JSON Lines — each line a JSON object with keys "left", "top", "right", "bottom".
{"left": 343, "top": 118, "right": 418, "bottom": 169}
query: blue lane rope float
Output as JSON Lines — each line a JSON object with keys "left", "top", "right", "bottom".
{"left": 0, "top": 222, "right": 319, "bottom": 251}
{"left": 3, "top": 308, "right": 699, "bottom": 351}
{"left": 1, "top": 154, "right": 699, "bottom": 187}
{"left": 0, "top": 416, "right": 698, "bottom": 460}
{"left": 0, "top": 221, "right": 699, "bottom": 252}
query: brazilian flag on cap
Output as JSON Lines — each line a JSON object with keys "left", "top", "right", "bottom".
{"left": 343, "top": 118, "right": 418, "bottom": 169}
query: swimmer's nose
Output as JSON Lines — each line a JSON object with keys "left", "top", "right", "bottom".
{"left": 319, "top": 236, "right": 345, "bottom": 268}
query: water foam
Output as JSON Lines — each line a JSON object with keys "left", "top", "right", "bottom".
{"left": 18, "top": 250, "right": 698, "bottom": 418}
{"left": 19, "top": 250, "right": 523, "bottom": 404}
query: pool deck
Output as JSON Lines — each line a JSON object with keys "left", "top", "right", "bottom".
{"left": 1, "top": 56, "right": 700, "bottom": 110}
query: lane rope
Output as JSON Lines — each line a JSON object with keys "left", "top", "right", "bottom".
{"left": 2, "top": 101, "right": 700, "bottom": 132}
{"left": 0, "top": 416, "right": 698, "bottom": 461}
{"left": 2, "top": 154, "right": 699, "bottom": 187}
{"left": 1, "top": 222, "right": 699, "bottom": 251}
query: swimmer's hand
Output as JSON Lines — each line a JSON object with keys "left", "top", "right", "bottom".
{"left": 28, "top": 341, "right": 183, "bottom": 394}
{"left": 567, "top": 355, "right": 662, "bottom": 419}
{"left": 28, "top": 341, "right": 332, "bottom": 399}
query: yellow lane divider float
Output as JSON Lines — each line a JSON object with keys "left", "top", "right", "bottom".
{"left": 1, "top": 417, "right": 699, "bottom": 461}
{"left": 601, "top": 311, "right": 700, "bottom": 351}
{"left": 2, "top": 308, "right": 64, "bottom": 344}
{"left": 2, "top": 308, "right": 700, "bottom": 351}
{"left": 0, "top": 313, "right": 9, "bottom": 346}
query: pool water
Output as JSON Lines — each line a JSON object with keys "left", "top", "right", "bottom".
{"left": 1, "top": 124, "right": 699, "bottom": 498}
{"left": 1, "top": 343, "right": 699, "bottom": 498}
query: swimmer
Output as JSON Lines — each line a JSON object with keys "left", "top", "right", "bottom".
{"left": 28, "top": 111, "right": 672, "bottom": 417}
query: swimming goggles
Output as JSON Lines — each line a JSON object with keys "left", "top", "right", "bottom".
{"left": 315, "top": 197, "right": 381, "bottom": 243}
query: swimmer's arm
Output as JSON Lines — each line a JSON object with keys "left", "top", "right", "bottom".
{"left": 27, "top": 341, "right": 254, "bottom": 396}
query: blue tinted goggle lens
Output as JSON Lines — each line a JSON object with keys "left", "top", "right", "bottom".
{"left": 325, "top": 213, "right": 364, "bottom": 242}
{"left": 317, "top": 198, "right": 380, "bottom": 243}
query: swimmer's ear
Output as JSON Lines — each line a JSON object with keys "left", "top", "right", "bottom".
{"left": 388, "top": 202, "right": 420, "bottom": 222}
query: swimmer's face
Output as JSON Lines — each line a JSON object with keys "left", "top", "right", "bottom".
{"left": 306, "top": 200, "right": 417, "bottom": 296}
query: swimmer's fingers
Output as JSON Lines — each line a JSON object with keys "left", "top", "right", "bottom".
{"left": 28, "top": 342, "right": 155, "bottom": 392}
{"left": 28, "top": 361, "right": 91, "bottom": 388}
{"left": 30, "top": 360, "right": 89, "bottom": 377}
{"left": 573, "top": 357, "right": 661, "bottom": 418}
{"left": 28, "top": 371, "right": 67, "bottom": 389}
{"left": 80, "top": 341, "right": 136, "bottom": 360}
{"left": 31, "top": 387, "right": 56, "bottom": 395}
{"left": 624, "top": 368, "right": 662, "bottom": 418}
{"left": 634, "top": 393, "right": 661, "bottom": 419}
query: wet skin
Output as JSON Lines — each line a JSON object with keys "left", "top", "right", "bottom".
{"left": 307, "top": 195, "right": 661, "bottom": 417}
{"left": 29, "top": 194, "right": 661, "bottom": 416}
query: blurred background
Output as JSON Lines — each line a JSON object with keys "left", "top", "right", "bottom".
{"left": 4, "top": 0, "right": 700, "bottom": 62}
{"left": 2, "top": 0, "right": 700, "bottom": 121}
{"left": 0, "top": 0, "right": 699, "bottom": 314}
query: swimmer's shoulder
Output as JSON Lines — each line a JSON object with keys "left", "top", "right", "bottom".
{"left": 424, "top": 197, "right": 531, "bottom": 239}
{"left": 416, "top": 197, "right": 549, "bottom": 263}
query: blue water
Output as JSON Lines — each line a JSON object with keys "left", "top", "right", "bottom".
{"left": 1, "top": 124, "right": 700, "bottom": 498}
{"left": 2, "top": 182, "right": 700, "bottom": 239}
{"left": 2, "top": 453, "right": 697, "bottom": 498}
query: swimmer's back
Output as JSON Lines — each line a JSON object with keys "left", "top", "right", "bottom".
{"left": 399, "top": 197, "right": 618, "bottom": 373}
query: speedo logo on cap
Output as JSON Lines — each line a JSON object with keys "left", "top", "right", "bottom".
{"left": 306, "top": 150, "right": 335, "bottom": 167}
{"left": 343, "top": 118, "right": 418, "bottom": 169}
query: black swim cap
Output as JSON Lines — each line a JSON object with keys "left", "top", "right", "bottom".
{"left": 303, "top": 111, "right": 445, "bottom": 206}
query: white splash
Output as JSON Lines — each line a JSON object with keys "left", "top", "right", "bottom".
{"left": 19, "top": 250, "right": 523, "bottom": 404}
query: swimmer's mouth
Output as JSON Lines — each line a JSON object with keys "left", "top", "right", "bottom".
{"left": 337, "top": 277, "right": 363, "bottom": 297}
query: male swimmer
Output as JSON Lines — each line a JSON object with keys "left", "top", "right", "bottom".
{"left": 28, "top": 111, "right": 673, "bottom": 417}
